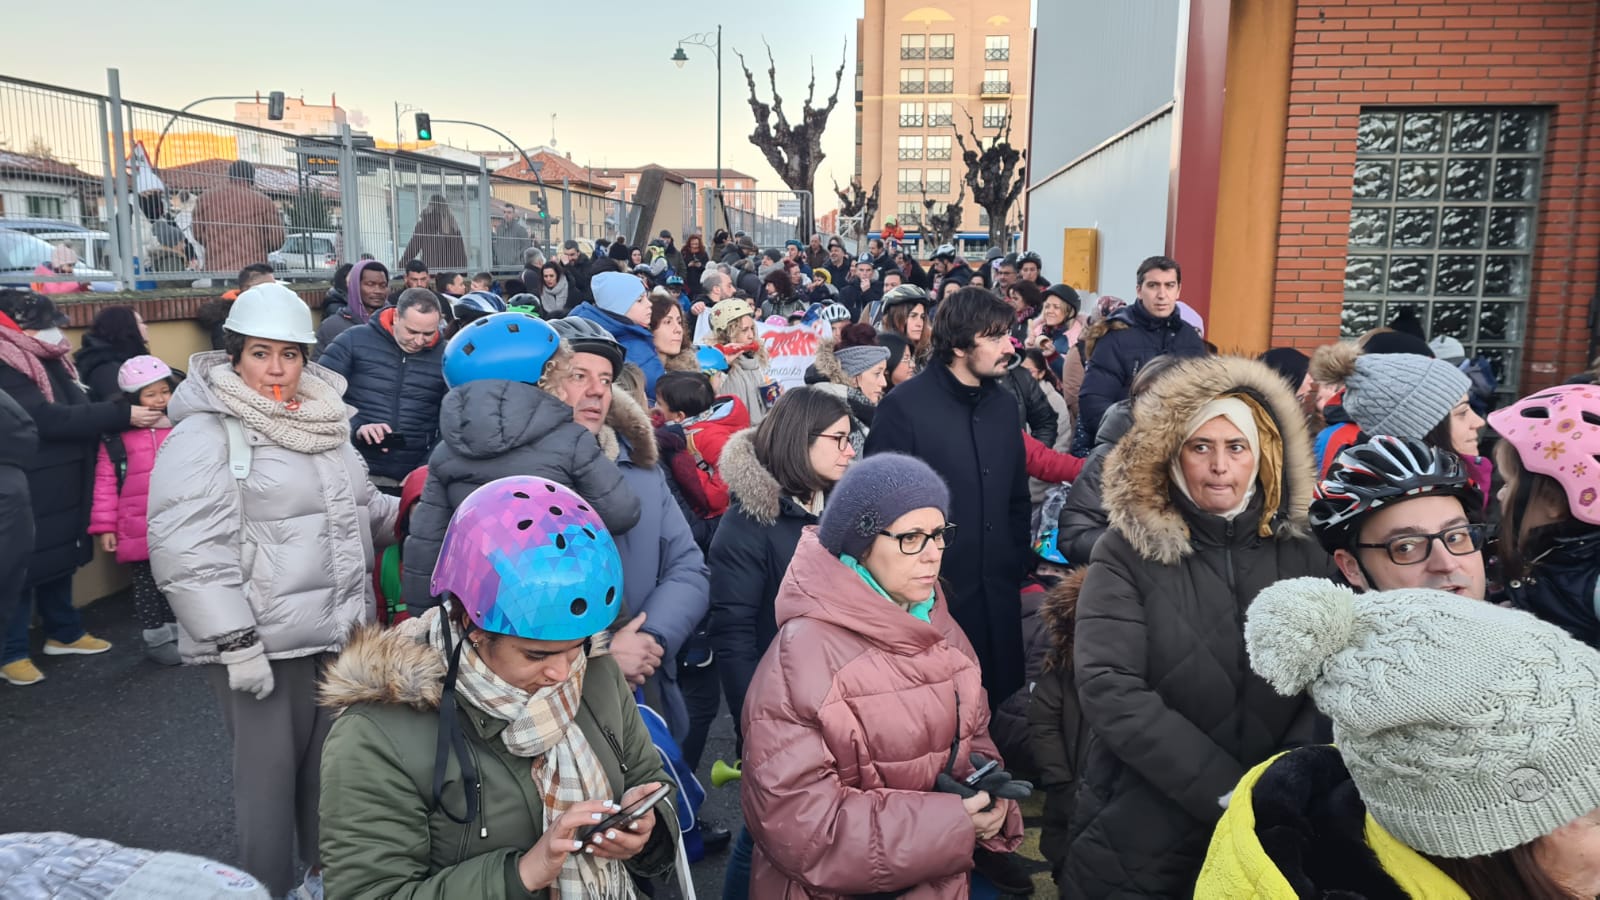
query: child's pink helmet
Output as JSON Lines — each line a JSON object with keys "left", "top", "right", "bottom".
{"left": 117, "top": 355, "right": 172, "bottom": 393}
{"left": 1488, "top": 384, "right": 1600, "bottom": 525}
{"left": 430, "top": 476, "right": 623, "bottom": 640}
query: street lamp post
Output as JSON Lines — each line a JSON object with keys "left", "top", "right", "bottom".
{"left": 671, "top": 26, "right": 723, "bottom": 192}
{"left": 153, "top": 92, "right": 284, "bottom": 169}
{"left": 394, "top": 101, "right": 420, "bottom": 146}
{"left": 425, "top": 117, "right": 552, "bottom": 249}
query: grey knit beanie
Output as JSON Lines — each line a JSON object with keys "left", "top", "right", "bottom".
{"left": 1343, "top": 353, "right": 1471, "bottom": 439}
{"left": 835, "top": 344, "right": 890, "bottom": 379}
{"left": 818, "top": 453, "right": 950, "bottom": 559}
{"left": 1247, "top": 577, "right": 1600, "bottom": 859}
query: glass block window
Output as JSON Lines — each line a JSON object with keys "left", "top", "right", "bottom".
{"left": 1345, "top": 108, "right": 1546, "bottom": 393}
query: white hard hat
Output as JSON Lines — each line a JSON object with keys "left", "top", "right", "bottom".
{"left": 223, "top": 283, "right": 317, "bottom": 345}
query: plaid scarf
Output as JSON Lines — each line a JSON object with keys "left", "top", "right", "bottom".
{"left": 417, "top": 610, "right": 632, "bottom": 899}
{"left": 0, "top": 323, "right": 74, "bottom": 402}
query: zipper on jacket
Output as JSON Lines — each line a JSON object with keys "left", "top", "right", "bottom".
{"left": 454, "top": 740, "right": 488, "bottom": 860}
{"left": 600, "top": 724, "right": 630, "bottom": 775}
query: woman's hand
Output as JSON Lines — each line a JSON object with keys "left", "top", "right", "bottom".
{"left": 517, "top": 799, "right": 618, "bottom": 891}
{"left": 961, "top": 791, "right": 1007, "bottom": 842}
{"left": 587, "top": 781, "right": 666, "bottom": 861}
{"left": 98, "top": 533, "right": 118, "bottom": 554}
{"left": 129, "top": 405, "right": 164, "bottom": 428}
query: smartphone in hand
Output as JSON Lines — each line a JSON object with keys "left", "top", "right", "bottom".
{"left": 576, "top": 783, "right": 672, "bottom": 844}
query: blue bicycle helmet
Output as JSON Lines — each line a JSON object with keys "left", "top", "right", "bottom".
{"left": 442, "top": 312, "right": 561, "bottom": 389}
{"left": 696, "top": 345, "right": 730, "bottom": 374}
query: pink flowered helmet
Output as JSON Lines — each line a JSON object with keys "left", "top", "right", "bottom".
{"left": 116, "top": 355, "right": 173, "bottom": 393}
{"left": 430, "top": 476, "right": 624, "bottom": 639}
{"left": 1488, "top": 385, "right": 1600, "bottom": 525}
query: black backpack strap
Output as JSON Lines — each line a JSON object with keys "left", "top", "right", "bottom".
{"left": 431, "top": 618, "right": 481, "bottom": 829}
{"left": 103, "top": 433, "right": 129, "bottom": 491}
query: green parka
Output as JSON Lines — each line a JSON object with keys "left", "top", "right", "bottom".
{"left": 317, "top": 625, "right": 681, "bottom": 900}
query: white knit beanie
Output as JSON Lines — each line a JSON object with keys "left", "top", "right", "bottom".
{"left": 1246, "top": 578, "right": 1600, "bottom": 858}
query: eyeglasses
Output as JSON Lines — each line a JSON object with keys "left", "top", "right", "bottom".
{"left": 1355, "top": 523, "right": 1487, "bottom": 566}
{"left": 878, "top": 523, "right": 957, "bottom": 555}
{"left": 811, "top": 431, "right": 853, "bottom": 452}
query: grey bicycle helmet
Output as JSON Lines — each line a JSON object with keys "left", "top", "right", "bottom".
{"left": 882, "top": 284, "right": 931, "bottom": 309}
{"left": 932, "top": 243, "right": 959, "bottom": 262}
{"left": 548, "top": 316, "right": 625, "bottom": 374}
{"left": 1310, "top": 435, "right": 1480, "bottom": 553}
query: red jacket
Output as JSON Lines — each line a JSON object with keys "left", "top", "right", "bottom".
{"left": 742, "top": 529, "right": 1023, "bottom": 898}
{"left": 1024, "top": 431, "right": 1085, "bottom": 484}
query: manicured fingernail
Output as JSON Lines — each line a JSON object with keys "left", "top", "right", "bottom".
{"left": 591, "top": 813, "right": 604, "bottom": 820}
{"left": 606, "top": 830, "right": 618, "bottom": 840}
{"left": 572, "top": 841, "right": 584, "bottom": 851}
{"left": 605, "top": 801, "right": 621, "bottom": 810}
{"left": 584, "top": 846, "right": 594, "bottom": 854}
{"left": 593, "top": 833, "right": 605, "bottom": 844}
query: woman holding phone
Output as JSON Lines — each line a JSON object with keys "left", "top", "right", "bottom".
{"left": 318, "top": 476, "right": 683, "bottom": 899}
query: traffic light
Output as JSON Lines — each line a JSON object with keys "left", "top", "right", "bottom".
{"left": 266, "top": 91, "right": 285, "bottom": 121}
{"left": 414, "top": 113, "right": 432, "bottom": 142}
{"left": 535, "top": 195, "right": 548, "bottom": 219}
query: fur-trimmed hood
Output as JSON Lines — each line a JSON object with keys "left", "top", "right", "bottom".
{"left": 320, "top": 625, "right": 446, "bottom": 712}
{"left": 811, "top": 337, "right": 850, "bottom": 388}
{"left": 1040, "top": 567, "right": 1086, "bottom": 674}
{"left": 598, "top": 385, "right": 659, "bottom": 469}
{"left": 1102, "top": 355, "right": 1315, "bottom": 565}
{"left": 719, "top": 427, "right": 792, "bottom": 526}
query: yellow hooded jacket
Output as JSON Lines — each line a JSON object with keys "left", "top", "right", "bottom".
{"left": 1196, "top": 747, "right": 1469, "bottom": 899}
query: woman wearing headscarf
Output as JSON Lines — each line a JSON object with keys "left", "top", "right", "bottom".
{"left": 319, "top": 476, "right": 682, "bottom": 899}
{"left": 1059, "top": 355, "right": 1330, "bottom": 897}
{"left": 146, "top": 283, "right": 398, "bottom": 897}
{"left": 741, "top": 453, "right": 1026, "bottom": 898}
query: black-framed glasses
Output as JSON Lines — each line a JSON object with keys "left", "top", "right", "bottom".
{"left": 811, "top": 431, "right": 853, "bottom": 452}
{"left": 879, "top": 523, "right": 957, "bottom": 555}
{"left": 1355, "top": 523, "right": 1487, "bottom": 566}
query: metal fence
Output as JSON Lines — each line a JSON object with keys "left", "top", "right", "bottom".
{"left": 0, "top": 70, "right": 657, "bottom": 290}
{"left": 703, "top": 187, "right": 813, "bottom": 247}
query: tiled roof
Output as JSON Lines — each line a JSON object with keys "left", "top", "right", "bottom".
{"left": 0, "top": 150, "right": 98, "bottom": 182}
{"left": 159, "top": 159, "right": 339, "bottom": 197}
{"left": 496, "top": 151, "right": 615, "bottom": 192}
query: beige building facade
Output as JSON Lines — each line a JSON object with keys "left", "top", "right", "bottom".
{"left": 856, "top": 0, "right": 1031, "bottom": 253}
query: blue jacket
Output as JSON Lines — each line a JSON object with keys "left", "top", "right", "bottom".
{"left": 605, "top": 389, "right": 710, "bottom": 742}
{"left": 568, "top": 302, "right": 665, "bottom": 402}
{"left": 316, "top": 307, "right": 447, "bottom": 481}
{"left": 1077, "top": 302, "right": 1207, "bottom": 440}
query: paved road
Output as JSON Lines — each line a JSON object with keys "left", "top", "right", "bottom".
{"left": 0, "top": 593, "right": 744, "bottom": 897}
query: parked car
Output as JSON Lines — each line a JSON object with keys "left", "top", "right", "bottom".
{"left": 269, "top": 231, "right": 339, "bottom": 272}
{"left": 0, "top": 228, "right": 115, "bottom": 287}
{"left": 0, "top": 217, "right": 113, "bottom": 271}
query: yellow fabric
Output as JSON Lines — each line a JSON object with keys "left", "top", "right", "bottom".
{"left": 1195, "top": 750, "right": 1469, "bottom": 900}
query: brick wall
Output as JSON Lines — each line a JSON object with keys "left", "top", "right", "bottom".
{"left": 1273, "top": 0, "right": 1600, "bottom": 390}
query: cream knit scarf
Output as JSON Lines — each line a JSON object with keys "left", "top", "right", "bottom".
{"left": 406, "top": 610, "right": 633, "bottom": 899}
{"left": 206, "top": 363, "right": 350, "bottom": 454}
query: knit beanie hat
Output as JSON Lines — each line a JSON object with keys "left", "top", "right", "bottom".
{"left": 1247, "top": 577, "right": 1600, "bottom": 859}
{"left": 818, "top": 453, "right": 950, "bottom": 559}
{"left": 591, "top": 271, "right": 646, "bottom": 317}
{"left": 835, "top": 323, "right": 889, "bottom": 378}
{"left": 1343, "top": 353, "right": 1471, "bottom": 440}
{"left": 1259, "top": 348, "right": 1310, "bottom": 393}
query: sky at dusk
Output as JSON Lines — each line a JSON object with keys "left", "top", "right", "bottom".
{"left": 7, "top": 1, "right": 865, "bottom": 203}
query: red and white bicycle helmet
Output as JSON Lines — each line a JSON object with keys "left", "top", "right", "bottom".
{"left": 1488, "top": 385, "right": 1600, "bottom": 525}
{"left": 116, "top": 355, "right": 173, "bottom": 393}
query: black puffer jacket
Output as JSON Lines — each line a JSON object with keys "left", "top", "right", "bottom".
{"left": 707, "top": 428, "right": 816, "bottom": 749}
{"left": 1000, "top": 362, "right": 1059, "bottom": 447}
{"left": 400, "top": 379, "right": 641, "bottom": 611}
{"left": 1078, "top": 301, "right": 1207, "bottom": 441}
{"left": 72, "top": 333, "right": 143, "bottom": 402}
{"left": 0, "top": 389, "right": 39, "bottom": 595}
{"left": 1028, "top": 568, "right": 1091, "bottom": 881}
{"left": 0, "top": 352, "right": 128, "bottom": 587}
{"left": 1061, "top": 355, "right": 1331, "bottom": 898}
{"left": 315, "top": 308, "right": 447, "bottom": 481}
{"left": 1057, "top": 399, "right": 1134, "bottom": 563}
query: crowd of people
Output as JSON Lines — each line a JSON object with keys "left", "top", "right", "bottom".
{"left": 3, "top": 226, "right": 1600, "bottom": 900}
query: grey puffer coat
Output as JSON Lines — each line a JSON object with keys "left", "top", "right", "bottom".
{"left": 1061, "top": 355, "right": 1332, "bottom": 898}
{"left": 147, "top": 351, "right": 399, "bottom": 664}
{"left": 401, "top": 379, "right": 641, "bottom": 611}
{"left": 719, "top": 350, "right": 776, "bottom": 426}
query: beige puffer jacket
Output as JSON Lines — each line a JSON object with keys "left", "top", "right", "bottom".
{"left": 148, "top": 351, "right": 398, "bottom": 665}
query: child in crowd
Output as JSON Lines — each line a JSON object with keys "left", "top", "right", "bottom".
{"left": 399, "top": 312, "right": 641, "bottom": 613}
{"left": 1488, "top": 384, "right": 1600, "bottom": 647}
{"left": 653, "top": 371, "right": 749, "bottom": 543}
{"left": 87, "top": 355, "right": 180, "bottom": 664}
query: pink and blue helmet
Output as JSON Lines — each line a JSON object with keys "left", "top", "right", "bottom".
{"left": 430, "top": 476, "right": 623, "bottom": 640}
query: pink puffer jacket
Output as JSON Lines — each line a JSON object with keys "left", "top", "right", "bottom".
{"left": 88, "top": 425, "right": 171, "bottom": 563}
{"left": 741, "top": 528, "right": 1024, "bottom": 899}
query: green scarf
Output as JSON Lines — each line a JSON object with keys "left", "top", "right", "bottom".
{"left": 841, "top": 554, "right": 935, "bottom": 622}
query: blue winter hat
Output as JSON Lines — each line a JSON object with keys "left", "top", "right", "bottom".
{"left": 818, "top": 453, "right": 951, "bottom": 559}
{"left": 591, "top": 271, "right": 646, "bottom": 317}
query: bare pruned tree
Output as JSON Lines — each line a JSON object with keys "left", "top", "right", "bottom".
{"left": 953, "top": 104, "right": 1026, "bottom": 246}
{"left": 833, "top": 176, "right": 881, "bottom": 239}
{"left": 737, "top": 38, "right": 848, "bottom": 235}
{"left": 919, "top": 182, "right": 966, "bottom": 248}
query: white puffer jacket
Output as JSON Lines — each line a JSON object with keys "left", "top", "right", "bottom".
{"left": 148, "top": 351, "right": 398, "bottom": 664}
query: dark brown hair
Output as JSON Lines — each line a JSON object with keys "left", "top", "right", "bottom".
{"left": 222, "top": 330, "right": 310, "bottom": 366}
{"left": 752, "top": 386, "right": 851, "bottom": 499}
{"left": 883, "top": 300, "right": 931, "bottom": 358}
{"left": 1493, "top": 436, "right": 1574, "bottom": 576}
{"left": 1424, "top": 844, "right": 1580, "bottom": 900}
{"left": 649, "top": 293, "right": 682, "bottom": 334}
